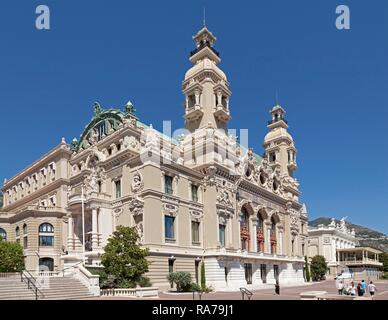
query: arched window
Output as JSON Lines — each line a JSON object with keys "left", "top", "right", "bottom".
{"left": 39, "top": 223, "right": 54, "bottom": 247}
{"left": 270, "top": 216, "right": 277, "bottom": 254}
{"left": 0, "top": 228, "right": 7, "bottom": 241}
{"left": 256, "top": 211, "right": 265, "bottom": 253}
{"left": 23, "top": 224, "right": 28, "bottom": 248}
{"left": 240, "top": 207, "right": 250, "bottom": 251}
{"left": 15, "top": 226, "right": 20, "bottom": 244}
{"left": 39, "top": 223, "right": 54, "bottom": 233}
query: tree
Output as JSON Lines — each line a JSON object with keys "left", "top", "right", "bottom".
{"left": 304, "top": 256, "right": 311, "bottom": 282}
{"left": 166, "top": 272, "right": 192, "bottom": 292}
{"left": 0, "top": 239, "right": 25, "bottom": 272}
{"left": 200, "top": 261, "right": 206, "bottom": 290}
{"left": 379, "top": 252, "right": 388, "bottom": 273}
{"left": 310, "top": 255, "right": 328, "bottom": 281}
{"left": 101, "top": 226, "right": 149, "bottom": 288}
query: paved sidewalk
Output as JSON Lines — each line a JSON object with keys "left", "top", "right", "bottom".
{"left": 91, "top": 280, "right": 388, "bottom": 300}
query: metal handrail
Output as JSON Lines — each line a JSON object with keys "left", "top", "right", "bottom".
{"left": 20, "top": 270, "right": 45, "bottom": 300}
{"left": 240, "top": 287, "right": 253, "bottom": 300}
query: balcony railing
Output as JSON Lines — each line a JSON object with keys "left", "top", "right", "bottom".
{"left": 339, "top": 258, "right": 383, "bottom": 266}
{"left": 268, "top": 119, "right": 288, "bottom": 125}
{"left": 190, "top": 43, "right": 220, "bottom": 58}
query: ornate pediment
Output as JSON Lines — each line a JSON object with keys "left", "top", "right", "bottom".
{"left": 162, "top": 197, "right": 179, "bottom": 217}
{"left": 190, "top": 210, "right": 203, "bottom": 222}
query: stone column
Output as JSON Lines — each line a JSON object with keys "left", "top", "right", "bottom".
{"left": 67, "top": 214, "right": 74, "bottom": 251}
{"left": 238, "top": 214, "right": 242, "bottom": 249}
{"left": 92, "top": 207, "right": 99, "bottom": 249}
{"left": 252, "top": 218, "right": 258, "bottom": 253}
{"left": 267, "top": 227, "right": 271, "bottom": 254}
{"left": 278, "top": 231, "right": 283, "bottom": 255}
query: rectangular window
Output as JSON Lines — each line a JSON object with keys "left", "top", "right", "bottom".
{"left": 302, "top": 243, "right": 305, "bottom": 256}
{"left": 195, "top": 260, "right": 200, "bottom": 284}
{"left": 224, "top": 267, "right": 229, "bottom": 283}
{"left": 274, "top": 265, "right": 279, "bottom": 282}
{"left": 23, "top": 236, "right": 28, "bottom": 249}
{"left": 168, "top": 259, "right": 174, "bottom": 273}
{"left": 261, "top": 264, "right": 267, "bottom": 284}
{"left": 164, "top": 175, "right": 173, "bottom": 194}
{"left": 244, "top": 263, "right": 253, "bottom": 284}
{"left": 115, "top": 180, "right": 122, "bottom": 199}
{"left": 165, "top": 216, "right": 175, "bottom": 240}
{"left": 191, "top": 185, "right": 199, "bottom": 202}
{"left": 191, "top": 221, "right": 200, "bottom": 244}
{"left": 168, "top": 259, "right": 175, "bottom": 288}
{"left": 39, "top": 236, "right": 54, "bottom": 247}
{"left": 219, "top": 224, "right": 226, "bottom": 247}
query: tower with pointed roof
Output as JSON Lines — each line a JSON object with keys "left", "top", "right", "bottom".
{"left": 182, "top": 26, "right": 231, "bottom": 132}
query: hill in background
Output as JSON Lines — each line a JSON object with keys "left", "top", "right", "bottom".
{"left": 309, "top": 217, "right": 388, "bottom": 253}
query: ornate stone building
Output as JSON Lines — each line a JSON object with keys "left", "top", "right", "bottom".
{"left": 0, "top": 26, "right": 308, "bottom": 290}
{"left": 308, "top": 218, "right": 357, "bottom": 276}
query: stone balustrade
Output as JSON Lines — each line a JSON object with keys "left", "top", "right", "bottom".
{"left": 100, "top": 287, "right": 159, "bottom": 298}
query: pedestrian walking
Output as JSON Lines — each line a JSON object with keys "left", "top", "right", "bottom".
{"left": 275, "top": 280, "right": 280, "bottom": 295}
{"left": 357, "top": 283, "right": 362, "bottom": 296}
{"left": 360, "top": 280, "right": 367, "bottom": 296}
{"left": 368, "top": 281, "right": 377, "bottom": 299}
{"left": 336, "top": 280, "right": 344, "bottom": 295}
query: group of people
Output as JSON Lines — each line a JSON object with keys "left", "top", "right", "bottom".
{"left": 336, "top": 280, "right": 377, "bottom": 298}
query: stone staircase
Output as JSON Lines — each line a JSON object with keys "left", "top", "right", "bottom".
{"left": 0, "top": 274, "right": 96, "bottom": 300}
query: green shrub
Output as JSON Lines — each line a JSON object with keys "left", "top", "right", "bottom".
{"left": 138, "top": 276, "right": 152, "bottom": 287}
{"left": 0, "top": 239, "right": 25, "bottom": 272}
{"left": 167, "top": 272, "right": 192, "bottom": 292}
{"left": 190, "top": 282, "right": 202, "bottom": 292}
{"left": 304, "top": 256, "right": 311, "bottom": 282}
{"left": 310, "top": 255, "right": 328, "bottom": 282}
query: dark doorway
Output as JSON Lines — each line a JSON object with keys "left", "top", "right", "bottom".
{"left": 39, "top": 257, "right": 54, "bottom": 271}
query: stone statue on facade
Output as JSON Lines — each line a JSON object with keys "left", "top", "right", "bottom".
{"left": 340, "top": 217, "right": 348, "bottom": 232}
{"left": 131, "top": 171, "right": 144, "bottom": 193}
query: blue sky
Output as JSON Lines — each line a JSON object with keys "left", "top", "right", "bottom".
{"left": 0, "top": 1, "right": 387, "bottom": 233}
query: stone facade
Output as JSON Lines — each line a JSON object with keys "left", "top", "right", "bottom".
{"left": 0, "top": 26, "right": 308, "bottom": 291}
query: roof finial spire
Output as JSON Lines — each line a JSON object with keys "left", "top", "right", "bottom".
{"left": 203, "top": 7, "right": 206, "bottom": 27}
